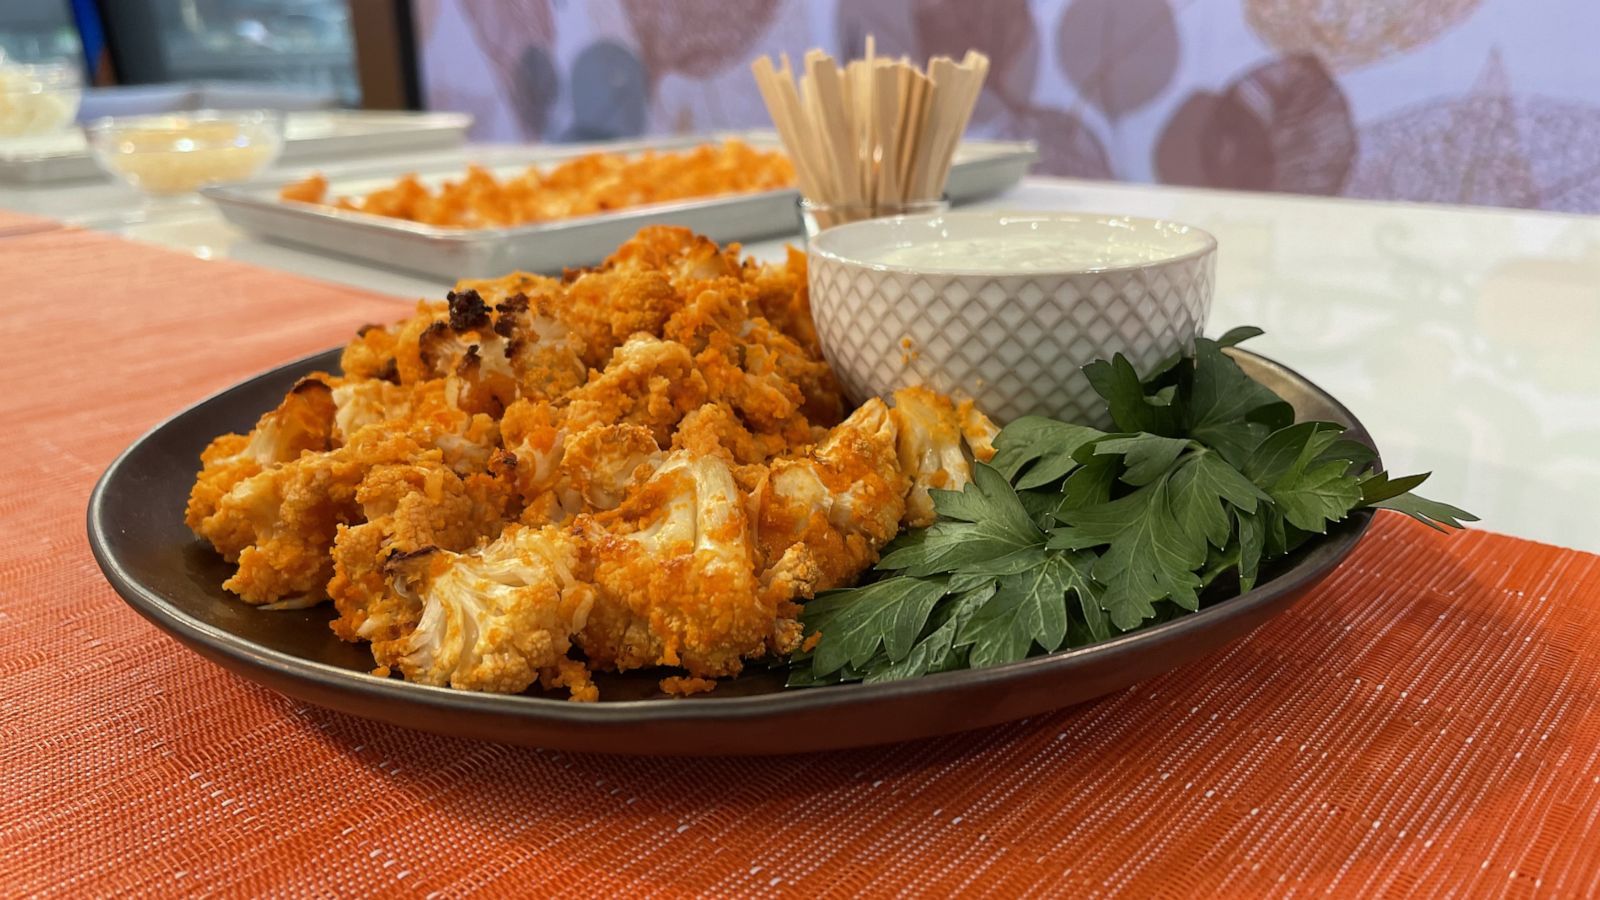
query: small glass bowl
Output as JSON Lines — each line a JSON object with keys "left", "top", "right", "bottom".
{"left": 798, "top": 196, "right": 950, "bottom": 240}
{"left": 84, "top": 109, "right": 286, "bottom": 196}
{"left": 0, "top": 60, "right": 83, "bottom": 137}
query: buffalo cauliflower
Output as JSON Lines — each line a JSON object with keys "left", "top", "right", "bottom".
{"left": 188, "top": 225, "right": 997, "bottom": 699}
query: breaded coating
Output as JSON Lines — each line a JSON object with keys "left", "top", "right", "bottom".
{"left": 751, "top": 398, "right": 909, "bottom": 591}
{"left": 185, "top": 376, "right": 336, "bottom": 533}
{"left": 578, "top": 453, "right": 770, "bottom": 678}
{"left": 328, "top": 451, "right": 516, "bottom": 648}
{"left": 188, "top": 226, "right": 995, "bottom": 698}
{"left": 383, "top": 524, "right": 596, "bottom": 692}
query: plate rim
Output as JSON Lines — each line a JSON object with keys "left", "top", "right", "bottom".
{"left": 86, "top": 346, "right": 1375, "bottom": 727}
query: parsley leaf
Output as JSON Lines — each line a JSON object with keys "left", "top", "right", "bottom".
{"left": 1170, "top": 450, "right": 1272, "bottom": 548}
{"left": 1214, "top": 325, "right": 1266, "bottom": 349}
{"left": 1272, "top": 460, "right": 1364, "bottom": 533}
{"left": 1184, "top": 336, "right": 1292, "bottom": 438}
{"left": 990, "top": 416, "right": 1104, "bottom": 487}
{"left": 1049, "top": 474, "right": 1198, "bottom": 627}
{"left": 1359, "top": 470, "right": 1430, "bottom": 504}
{"left": 1372, "top": 493, "right": 1480, "bottom": 531}
{"left": 1244, "top": 421, "right": 1346, "bottom": 487}
{"left": 1184, "top": 339, "right": 1294, "bottom": 461}
{"left": 868, "top": 582, "right": 996, "bottom": 683}
{"left": 876, "top": 464, "right": 1043, "bottom": 576}
{"left": 1084, "top": 353, "right": 1179, "bottom": 435}
{"left": 788, "top": 325, "right": 1474, "bottom": 687}
{"left": 1236, "top": 509, "right": 1265, "bottom": 591}
{"left": 1094, "top": 433, "right": 1193, "bottom": 486}
{"left": 804, "top": 576, "right": 949, "bottom": 677}
{"left": 956, "top": 551, "right": 1096, "bottom": 667}
{"left": 1057, "top": 452, "right": 1121, "bottom": 512}
{"left": 1249, "top": 422, "right": 1364, "bottom": 533}
{"left": 1052, "top": 448, "right": 1263, "bottom": 628}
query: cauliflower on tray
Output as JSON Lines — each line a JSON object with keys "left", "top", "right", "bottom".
{"left": 186, "top": 226, "right": 996, "bottom": 699}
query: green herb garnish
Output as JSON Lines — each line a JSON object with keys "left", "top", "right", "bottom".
{"left": 788, "top": 328, "right": 1475, "bottom": 687}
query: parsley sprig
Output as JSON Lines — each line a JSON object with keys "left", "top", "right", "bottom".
{"left": 788, "top": 327, "right": 1475, "bottom": 687}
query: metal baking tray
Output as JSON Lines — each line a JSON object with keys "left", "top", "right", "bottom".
{"left": 0, "top": 110, "right": 472, "bottom": 184}
{"left": 202, "top": 131, "right": 1038, "bottom": 280}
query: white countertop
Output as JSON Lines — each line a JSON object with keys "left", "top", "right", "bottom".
{"left": 4, "top": 152, "right": 1595, "bottom": 552}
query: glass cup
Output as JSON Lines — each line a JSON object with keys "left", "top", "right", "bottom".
{"left": 84, "top": 109, "right": 286, "bottom": 198}
{"left": 0, "top": 59, "right": 82, "bottom": 137}
{"left": 798, "top": 196, "right": 950, "bottom": 241}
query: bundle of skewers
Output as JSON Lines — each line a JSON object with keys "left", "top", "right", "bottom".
{"left": 751, "top": 39, "right": 990, "bottom": 230}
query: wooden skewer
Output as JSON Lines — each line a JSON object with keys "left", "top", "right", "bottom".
{"left": 873, "top": 62, "right": 902, "bottom": 204}
{"left": 895, "top": 63, "right": 928, "bottom": 200}
{"left": 750, "top": 40, "right": 988, "bottom": 220}
{"left": 806, "top": 50, "right": 856, "bottom": 206}
{"left": 751, "top": 57, "right": 822, "bottom": 201}
{"left": 927, "top": 52, "right": 989, "bottom": 197}
{"left": 861, "top": 35, "right": 876, "bottom": 207}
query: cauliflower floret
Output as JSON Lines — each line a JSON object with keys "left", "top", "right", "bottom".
{"left": 601, "top": 225, "right": 742, "bottom": 295}
{"left": 670, "top": 401, "right": 791, "bottom": 465}
{"left": 330, "top": 379, "right": 413, "bottom": 444}
{"left": 483, "top": 289, "right": 588, "bottom": 401}
{"left": 558, "top": 423, "right": 663, "bottom": 511}
{"left": 737, "top": 314, "right": 845, "bottom": 427}
{"left": 562, "top": 335, "right": 710, "bottom": 444}
{"left": 195, "top": 422, "right": 493, "bottom": 606}
{"left": 185, "top": 376, "right": 336, "bottom": 532}
{"left": 958, "top": 398, "right": 1000, "bottom": 463}
{"left": 383, "top": 524, "right": 596, "bottom": 693}
{"left": 578, "top": 452, "right": 774, "bottom": 677}
{"left": 498, "top": 398, "right": 566, "bottom": 515}
{"left": 663, "top": 283, "right": 839, "bottom": 443}
{"left": 328, "top": 452, "right": 516, "bottom": 647}
{"left": 743, "top": 246, "right": 821, "bottom": 354}
{"left": 199, "top": 448, "right": 362, "bottom": 606}
{"left": 891, "top": 387, "right": 974, "bottom": 527}
{"left": 559, "top": 268, "right": 683, "bottom": 368}
{"left": 340, "top": 322, "right": 401, "bottom": 382}
{"left": 752, "top": 398, "right": 908, "bottom": 591}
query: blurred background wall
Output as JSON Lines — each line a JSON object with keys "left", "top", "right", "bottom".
{"left": 5, "top": 0, "right": 1598, "bottom": 213}
{"left": 413, "top": 0, "right": 1600, "bottom": 214}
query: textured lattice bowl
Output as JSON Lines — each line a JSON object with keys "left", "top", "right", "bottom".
{"left": 808, "top": 211, "right": 1216, "bottom": 425}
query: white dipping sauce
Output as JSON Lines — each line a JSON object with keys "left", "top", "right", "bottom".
{"left": 869, "top": 235, "right": 1182, "bottom": 271}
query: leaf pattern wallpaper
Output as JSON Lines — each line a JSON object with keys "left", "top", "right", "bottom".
{"left": 413, "top": 0, "right": 1600, "bottom": 213}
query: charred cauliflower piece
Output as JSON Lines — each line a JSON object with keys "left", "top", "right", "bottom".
{"left": 340, "top": 322, "right": 401, "bottom": 382}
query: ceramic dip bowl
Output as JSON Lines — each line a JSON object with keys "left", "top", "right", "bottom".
{"left": 807, "top": 211, "right": 1217, "bottom": 425}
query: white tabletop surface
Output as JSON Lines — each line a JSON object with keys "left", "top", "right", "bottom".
{"left": 4, "top": 149, "right": 1595, "bottom": 552}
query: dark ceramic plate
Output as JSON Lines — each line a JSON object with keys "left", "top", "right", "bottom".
{"left": 87, "top": 348, "right": 1374, "bottom": 756}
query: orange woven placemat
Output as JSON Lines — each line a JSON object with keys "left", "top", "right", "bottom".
{"left": 0, "top": 206, "right": 64, "bottom": 237}
{"left": 4, "top": 229, "right": 1599, "bottom": 898}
